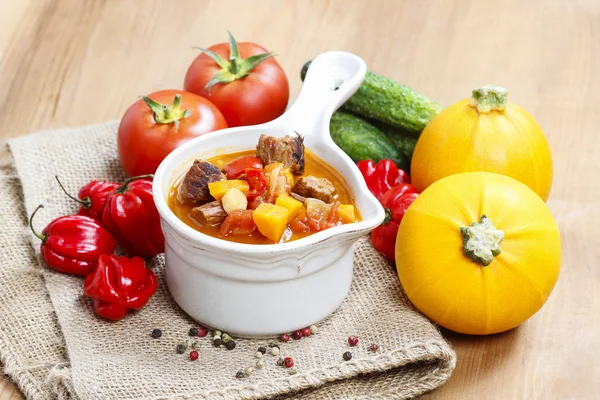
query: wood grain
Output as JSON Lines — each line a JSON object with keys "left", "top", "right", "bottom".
{"left": 1, "top": 0, "right": 598, "bottom": 398}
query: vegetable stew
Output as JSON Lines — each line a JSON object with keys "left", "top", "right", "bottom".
{"left": 168, "top": 134, "right": 361, "bottom": 244}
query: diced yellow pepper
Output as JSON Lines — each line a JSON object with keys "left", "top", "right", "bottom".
{"left": 275, "top": 193, "right": 304, "bottom": 222}
{"left": 338, "top": 204, "right": 356, "bottom": 223}
{"left": 253, "top": 203, "right": 289, "bottom": 242}
{"left": 208, "top": 180, "right": 249, "bottom": 200}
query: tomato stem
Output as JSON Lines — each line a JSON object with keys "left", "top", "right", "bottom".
{"left": 55, "top": 175, "right": 91, "bottom": 208}
{"left": 116, "top": 174, "right": 154, "bottom": 194}
{"left": 460, "top": 215, "right": 504, "bottom": 266}
{"left": 143, "top": 94, "right": 190, "bottom": 125}
{"left": 29, "top": 204, "right": 47, "bottom": 242}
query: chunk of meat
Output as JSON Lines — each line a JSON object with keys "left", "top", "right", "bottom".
{"left": 292, "top": 176, "right": 336, "bottom": 203}
{"left": 256, "top": 134, "right": 305, "bottom": 175}
{"left": 188, "top": 201, "right": 227, "bottom": 227}
{"left": 177, "top": 160, "right": 225, "bottom": 205}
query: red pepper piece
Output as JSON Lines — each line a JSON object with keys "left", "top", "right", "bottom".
{"left": 102, "top": 175, "right": 165, "bottom": 258}
{"left": 83, "top": 254, "right": 157, "bottom": 320}
{"left": 29, "top": 205, "right": 117, "bottom": 276}
{"left": 223, "top": 155, "right": 263, "bottom": 179}
{"left": 56, "top": 176, "right": 120, "bottom": 221}
{"left": 245, "top": 167, "right": 267, "bottom": 199}
{"left": 371, "top": 184, "right": 419, "bottom": 261}
{"left": 356, "top": 159, "right": 410, "bottom": 200}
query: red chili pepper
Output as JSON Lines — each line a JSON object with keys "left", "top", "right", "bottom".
{"left": 356, "top": 159, "right": 410, "bottom": 201}
{"left": 102, "top": 175, "right": 165, "bottom": 258}
{"left": 29, "top": 205, "right": 117, "bottom": 276}
{"left": 245, "top": 167, "right": 267, "bottom": 199}
{"left": 83, "top": 254, "right": 157, "bottom": 320}
{"left": 56, "top": 176, "right": 120, "bottom": 221}
{"left": 371, "top": 184, "right": 419, "bottom": 262}
{"left": 223, "top": 155, "right": 263, "bottom": 179}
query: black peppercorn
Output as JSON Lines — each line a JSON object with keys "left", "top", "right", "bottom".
{"left": 151, "top": 329, "right": 162, "bottom": 338}
{"left": 343, "top": 351, "right": 352, "bottom": 361}
{"left": 189, "top": 327, "right": 199, "bottom": 336}
{"left": 176, "top": 343, "right": 186, "bottom": 354}
{"left": 276, "top": 357, "right": 284, "bottom": 366}
{"left": 236, "top": 370, "right": 245, "bottom": 379}
{"left": 213, "top": 337, "right": 222, "bottom": 347}
{"left": 225, "top": 340, "right": 236, "bottom": 350}
{"left": 258, "top": 346, "right": 267, "bottom": 354}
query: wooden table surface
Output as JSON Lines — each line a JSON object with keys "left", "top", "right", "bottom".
{"left": 1, "top": 0, "right": 598, "bottom": 399}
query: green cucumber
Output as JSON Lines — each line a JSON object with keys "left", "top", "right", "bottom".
{"left": 301, "top": 60, "right": 441, "bottom": 135}
{"left": 329, "top": 111, "right": 410, "bottom": 170}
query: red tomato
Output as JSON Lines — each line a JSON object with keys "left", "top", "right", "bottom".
{"left": 223, "top": 156, "right": 263, "bottom": 179}
{"left": 220, "top": 210, "right": 257, "bottom": 236}
{"left": 117, "top": 89, "right": 227, "bottom": 177}
{"left": 184, "top": 33, "right": 289, "bottom": 127}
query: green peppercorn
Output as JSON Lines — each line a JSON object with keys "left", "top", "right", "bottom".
{"left": 191, "top": 342, "right": 199, "bottom": 350}
{"left": 222, "top": 333, "right": 232, "bottom": 343}
{"left": 189, "top": 327, "right": 199, "bottom": 336}
{"left": 245, "top": 367, "right": 254, "bottom": 376}
{"left": 256, "top": 359, "right": 264, "bottom": 369}
{"left": 236, "top": 370, "right": 245, "bottom": 379}
{"left": 176, "top": 343, "right": 186, "bottom": 354}
{"left": 214, "top": 330, "right": 222, "bottom": 337}
{"left": 276, "top": 358, "right": 284, "bottom": 366}
{"left": 289, "top": 367, "right": 297, "bottom": 375}
{"left": 269, "top": 341, "right": 279, "bottom": 348}
{"left": 225, "top": 340, "right": 236, "bottom": 350}
{"left": 213, "top": 337, "right": 222, "bottom": 347}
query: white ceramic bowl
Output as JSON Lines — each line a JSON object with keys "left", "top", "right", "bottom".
{"left": 153, "top": 51, "right": 385, "bottom": 337}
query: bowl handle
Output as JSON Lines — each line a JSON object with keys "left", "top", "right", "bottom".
{"left": 286, "top": 51, "right": 367, "bottom": 141}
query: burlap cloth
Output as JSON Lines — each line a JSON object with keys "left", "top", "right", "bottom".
{"left": 1, "top": 121, "right": 455, "bottom": 400}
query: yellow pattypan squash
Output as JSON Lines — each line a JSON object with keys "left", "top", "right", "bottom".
{"left": 396, "top": 172, "right": 561, "bottom": 335}
{"left": 410, "top": 85, "right": 553, "bottom": 201}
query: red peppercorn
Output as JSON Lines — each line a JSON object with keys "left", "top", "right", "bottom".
{"left": 301, "top": 327, "right": 311, "bottom": 337}
{"left": 197, "top": 327, "right": 208, "bottom": 337}
{"left": 189, "top": 350, "right": 199, "bottom": 361}
{"left": 280, "top": 333, "right": 290, "bottom": 343}
{"left": 292, "top": 330, "right": 303, "bottom": 340}
{"left": 348, "top": 336, "right": 359, "bottom": 346}
{"left": 283, "top": 357, "right": 294, "bottom": 368}
{"left": 369, "top": 343, "right": 379, "bottom": 352}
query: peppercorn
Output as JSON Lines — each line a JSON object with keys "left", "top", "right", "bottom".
{"left": 258, "top": 346, "right": 267, "bottom": 354}
{"left": 280, "top": 333, "right": 290, "bottom": 343}
{"left": 270, "top": 347, "right": 280, "bottom": 356}
{"left": 369, "top": 344, "right": 379, "bottom": 352}
{"left": 269, "top": 341, "right": 279, "bottom": 348}
{"left": 283, "top": 357, "right": 294, "bottom": 368}
{"left": 348, "top": 336, "right": 359, "bottom": 346}
{"left": 289, "top": 367, "right": 297, "bottom": 375}
{"left": 236, "top": 370, "right": 245, "bottom": 379}
{"left": 197, "top": 327, "right": 208, "bottom": 337}
{"left": 213, "top": 337, "right": 222, "bottom": 347}
{"left": 309, "top": 325, "right": 318, "bottom": 335}
{"left": 214, "top": 330, "right": 222, "bottom": 337}
{"left": 189, "top": 327, "right": 199, "bottom": 336}
{"left": 276, "top": 358, "right": 284, "bottom": 366}
{"left": 222, "top": 333, "right": 232, "bottom": 343}
{"left": 245, "top": 367, "right": 254, "bottom": 376}
{"left": 301, "top": 327, "right": 311, "bottom": 337}
{"left": 191, "top": 342, "right": 199, "bottom": 350}
{"left": 151, "top": 329, "right": 162, "bottom": 338}
{"left": 256, "top": 359, "right": 264, "bottom": 369}
{"left": 343, "top": 351, "right": 352, "bottom": 361}
{"left": 189, "top": 350, "right": 199, "bottom": 361}
{"left": 176, "top": 343, "right": 186, "bottom": 354}
{"left": 292, "top": 330, "right": 303, "bottom": 340}
{"left": 255, "top": 351, "right": 263, "bottom": 359}
{"left": 225, "top": 340, "right": 236, "bottom": 350}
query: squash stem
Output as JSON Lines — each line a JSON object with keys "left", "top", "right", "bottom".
{"left": 469, "top": 85, "right": 508, "bottom": 113}
{"left": 460, "top": 215, "right": 504, "bottom": 266}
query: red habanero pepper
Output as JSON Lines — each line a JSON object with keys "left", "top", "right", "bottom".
{"left": 29, "top": 205, "right": 117, "bottom": 276}
{"left": 55, "top": 176, "right": 120, "bottom": 221}
{"left": 356, "top": 159, "right": 410, "bottom": 201}
{"left": 102, "top": 175, "right": 165, "bottom": 258}
{"left": 371, "top": 184, "right": 419, "bottom": 262}
{"left": 223, "top": 155, "right": 263, "bottom": 179}
{"left": 245, "top": 168, "right": 267, "bottom": 199}
{"left": 83, "top": 254, "right": 157, "bottom": 320}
